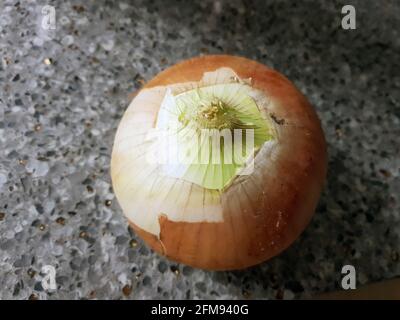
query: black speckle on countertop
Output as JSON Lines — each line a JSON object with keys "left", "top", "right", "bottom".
{"left": 0, "top": 0, "right": 399, "bottom": 299}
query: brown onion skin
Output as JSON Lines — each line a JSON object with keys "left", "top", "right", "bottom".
{"left": 122, "top": 55, "right": 327, "bottom": 270}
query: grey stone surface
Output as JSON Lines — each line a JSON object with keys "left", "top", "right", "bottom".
{"left": 0, "top": 0, "right": 399, "bottom": 299}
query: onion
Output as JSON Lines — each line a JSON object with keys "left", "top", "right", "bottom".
{"left": 111, "top": 55, "right": 327, "bottom": 270}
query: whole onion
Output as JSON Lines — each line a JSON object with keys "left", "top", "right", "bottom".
{"left": 111, "top": 55, "right": 327, "bottom": 270}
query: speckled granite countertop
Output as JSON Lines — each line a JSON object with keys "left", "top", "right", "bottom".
{"left": 0, "top": 0, "right": 399, "bottom": 300}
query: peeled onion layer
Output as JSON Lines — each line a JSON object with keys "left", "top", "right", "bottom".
{"left": 156, "top": 82, "right": 275, "bottom": 190}
{"left": 111, "top": 55, "right": 327, "bottom": 270}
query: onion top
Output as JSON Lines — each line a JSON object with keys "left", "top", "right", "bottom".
{"left": 155, "top": 81, "right": 276, "bottom": 190}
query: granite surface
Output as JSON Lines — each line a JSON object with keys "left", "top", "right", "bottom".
{"left": 0, "top": 0, "right": 399, "bottom": 300}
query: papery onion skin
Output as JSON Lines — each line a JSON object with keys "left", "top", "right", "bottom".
{"left": 111, "top": 55, "right": 327, "bottom": 271}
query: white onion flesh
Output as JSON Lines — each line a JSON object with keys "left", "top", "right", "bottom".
{"left": 112, "top": 67, "right": 281, "bottom": 237}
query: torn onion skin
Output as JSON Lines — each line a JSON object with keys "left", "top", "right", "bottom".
{"left": 111, "top": 55, "right": 327, "bottom": 271}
